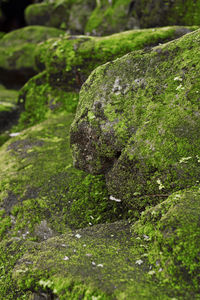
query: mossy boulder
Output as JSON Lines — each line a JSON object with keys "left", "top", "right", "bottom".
{"left": 0, "top": 112, "right": 122, "bottom": 242}
{"left": 133, "top": 187, "right": 200, "bottom": 292}
{"left": 16, "top": 71, "right": 79, "bottom": 130}
{"left": 70, "top": 29, "right": 200, "bottom": 218}
{"left": 15, "top": 26, "right": 196, "bottom": 130}
{"left": 86, "top": 0, "right": 200, "bottom": 36}
{"left": 25, "top": 0, "right": 95, "bottom": 34}
{"left": 11, "top": 188, "right": 200, "bottom": 299}
{"left": 35, "top": 26, "right": 196, "bottom": 92}
{"left": 0, "top": 25, "right": 64, "bottom": 88}
{"left": 0, "top": 111, "right": 125, "bottom": 299}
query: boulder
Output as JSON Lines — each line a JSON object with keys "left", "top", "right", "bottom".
{"left": 70, "top": 29, "right": 200, "bottom": 217}
{"left": 11, "top": 189, "right": 200, "bottom": 298}
{"left": 15, "top": 26, "right": 196, "bottom": 130}
{"left": 86, "top": 0, "right": 200, "bottom": 36}
{"left": 0, "top": 25, "right": 64, "bottom": 88}
{"left": 0, "top": 111, "right": 124, "bottom": 298}
{"left": 35, "top": 26, "right": 196, "bottom": 91}
{"left": 25, "top": 0, "right": 95, "bottom": 34}
{"left": 133, "top": 188, "right": 200, "bottom": 291}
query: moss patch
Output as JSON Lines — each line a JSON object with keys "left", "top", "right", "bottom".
{"left": 0, "top": 25, "right": 64, "bottom": 88}
{"left": 70, "top": 29, "right": 200, "bottom": 218}
{"left": 35, "top": 26, "right": 197, "bottom": 92}
{"left": 0, "top": 112, "right": 123, "bottom": 242}
{"left": 12, "top": 219, "right": 199, "bottom": 299}
{"left": 85, "top": 0, "right": 200, "bottom": 36}
{"left": 133, "top": 187, "right": 200, "bottom": 293}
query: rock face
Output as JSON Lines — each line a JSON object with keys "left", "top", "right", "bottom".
{"left": 14, "top": 26, "right": 194, "bottom": 130}
{"left": 86, "top": 0, "right": 200, "bottom": 36}
{"left": 0, "top": 25, "right": 64, "bottom": 88}
{"left": 71, "top": 29, "right": 200, "bottom": 215}
{"left": 133, "top": 188, "right": 200, "bottom": 291}
{"left": 25, "top": 0, "right": 95, "bottom": 33}
{"left": 24, "top": 0, "right": 200, "bottom": 36}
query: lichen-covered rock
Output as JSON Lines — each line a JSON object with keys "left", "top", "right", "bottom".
{"left": 133, "top": 188, "right": 200, "bottom": 292}
{"left": 16, "top": 71, "right": 79, "bottom": 129}
{"left": 15, "top": 26, "right": 196, "bottom": 130}
{"left": 70, "top": 29, "right": 200, "bottom": 217}
{"left": 0, "top": 111, "right": 125, "bottom": 298}
{"left": 0, "top": 112, "right": 122, "bottom": 241}
{"left": 35, "top": 26, "right": 196, "bottom": 92}
{"left": 0, "top": 25, "right": 64, "bottom": 88}
{"left": 11, "top": 197, "right": 200, "bottom": 299}
{"left": 86, "top": 0, "right": 200, "bottom": 36}
{"left": 25, "top": 0, "right": 95, "bottom": 34}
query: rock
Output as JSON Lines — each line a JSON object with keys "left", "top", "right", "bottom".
{"left": 70, "top": 29, "right": 200, "bottom": 216}
{"left": 0, "top": 111, "right": 124, "bottom": 298}
{"left": 25, "top": 1, "right": 71, "bottom": 30}
{"left": 0, "top": 112, "right": 121, "bottom": 240}
{"left": 0, "top": 25, "right": 64, "bottom": 88}
{"left": 34, "top": 25, "right": 196, "bottom": 91}
{"left": 12, "top": 204, "right": 200, "bottom": 298}
{"left": 25, "top": 0, "right": 95, "bottom": 34}
{"left": 14, "top": 26, "right": 196, "bottom": 130}
{"left": 86, "top": 0, "right": 200, "bottom": 36}
{"left": 133, "top": 188, "right": 200, "bottom": 290}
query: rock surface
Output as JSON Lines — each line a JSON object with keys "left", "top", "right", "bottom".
{"left": 86, "top": 0, "right": 200, "bottom": 36}
{"left": 15, "top": 26, "right": 196, "bottom": 130}
{"left": 11, "top": 188, "right": 200, "bottom": 299}
{"left": 71, "top": 29, "right": 200, "bottom": 216}
{"left": 0, "top": 3, "right": 200, "bottom": 299}
{"left": 25, "top": 0, "right": 95, "bottom": 34}
{"left": 0, "top": 25, "right": 64, "bottom": 88}
{"left": 24, "top": 0, "right": 200, "bottom": 36}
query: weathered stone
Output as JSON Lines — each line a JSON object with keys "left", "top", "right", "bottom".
{"left": 25, "top": 0, "right": 95, "bottom": 34}
{"left": 86, "top": 0, "right": 200, "bottom": 36}
{"left": 0, "top": 112, "right": 123, "bottom": 298}
{"left": 71, "top": 29, "right": 200, "bottom": 215}
{"left": 0, "top": 25, "right": 64, "bottom": 88}
{"left": 12, "top": 193, "right": 200, "bottom": 299}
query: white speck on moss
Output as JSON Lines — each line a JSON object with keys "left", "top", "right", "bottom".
{"left": 63, "top": 256, "right": 69, "bottom": 261}
{"left": 75, "top": 233, "right": 81, "bottom": 239}
{"left": 110, "top": 195, "right": 121, "bottom": 202}
{"left": 135, "top": 259, "right": 143, "bottom": 265}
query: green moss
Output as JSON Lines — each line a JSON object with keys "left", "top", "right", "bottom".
{"left": 12, "top": 220, "right": 198, "bottom": 299}
{"left": 25, "top": 1, "right": 71, "bottom": 29}
{"left": 0, "top": 26, "right": 64, "bottom": 87}
{"left": 70, "top": 29, "right": 200, "bottom": 218}
{"left": 86, "top": 0, "right": 200, "bottom": 36}
{"left": 0, "top": 112, "right": 122, "bottom": 243}
{"left": 15, "top": 71, "right": 79, "bottom": 130}
{"left": 36, "top": 26, "right": 197, "bottom": 91}
{"left": 133, "top": 188, "right": 200, "bottom": 292}
{"left": 25, "top": 0, "right": 94, "bottom": 33}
